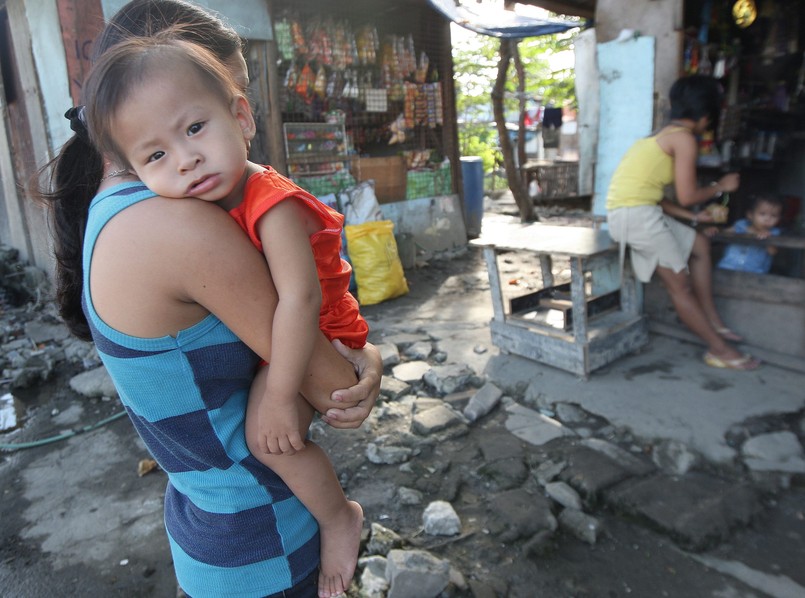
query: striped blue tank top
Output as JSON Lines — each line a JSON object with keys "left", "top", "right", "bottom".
{"left": 82, "top": 182, "right": 318, "bottom": 597}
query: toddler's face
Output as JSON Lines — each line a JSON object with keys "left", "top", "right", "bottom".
{"left": 113, "top": 67, "right": 253, "bottom": 209}
{"left": 748, "top": 201, "right": 782, "bottom": 231}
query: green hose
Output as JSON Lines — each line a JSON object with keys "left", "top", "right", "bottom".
{"left": 0, "top": 410, "right": 127, "bottom": 451}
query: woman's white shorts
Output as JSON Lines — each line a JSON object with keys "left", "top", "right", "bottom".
{"left": 608, "top": 205, "right": 696, "bottom": 283}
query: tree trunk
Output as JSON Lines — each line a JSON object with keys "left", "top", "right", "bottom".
{"left": 512, "top": 44, "right": 527, "bottom": 173}
{"left": 491, "top": 39, "right": 535, "bottom": 222}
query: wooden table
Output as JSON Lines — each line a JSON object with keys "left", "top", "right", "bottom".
{"left": 472, "top": 223, "right": 648, "bottom": 377}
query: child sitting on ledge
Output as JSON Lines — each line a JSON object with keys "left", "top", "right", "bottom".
{"left": 717, "top": 195, "right": 783, "bottom": 274}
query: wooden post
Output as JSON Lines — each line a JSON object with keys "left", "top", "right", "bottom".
{"left": 56, "top": 0, "right": 105, "bottom": 105}
{"left": 2, "top": 0, "right": 62, "bottom": 270}
{"left": 539, "top": 255, "right": 554, "bottom": 288}
{"left": 483, "top": 247, "right": 506, "bottom": 323}
{"left": 569, "top": 256, "right": 588, "bottom": 344}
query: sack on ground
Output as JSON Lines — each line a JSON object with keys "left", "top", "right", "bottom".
{"left": 339, "top": 181, "right": 384, "bottom": 226}
{"left": 344, "top": 220, "right": 409, "bottom": 305}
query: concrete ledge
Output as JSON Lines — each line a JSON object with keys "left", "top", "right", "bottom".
{"left": 605, "top": 473, "right": 763, "bottom": 551}
{"left": 644, "top": 270, "right": 805, "bottom": 372}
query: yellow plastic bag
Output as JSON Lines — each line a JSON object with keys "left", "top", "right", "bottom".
{"left": 344, "top": 220, "right": 409, "bottom": 306}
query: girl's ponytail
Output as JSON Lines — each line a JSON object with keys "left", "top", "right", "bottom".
{"left": 36, "top": 116, "right": 104, "bottom": 341}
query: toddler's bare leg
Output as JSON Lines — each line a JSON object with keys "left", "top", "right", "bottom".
{"left": 245, "top": 368, "right": 363, "bottom": 598}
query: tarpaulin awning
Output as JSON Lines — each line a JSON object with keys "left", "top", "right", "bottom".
{"left": 427, "top": 0, "right": 582, "bottom": 38}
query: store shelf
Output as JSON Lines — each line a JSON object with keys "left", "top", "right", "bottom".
{"left": 283, "top": 122, "right": 350, "bottom": 179}
{"left": 286, "top": 154, "right": 355, "bottom": 165}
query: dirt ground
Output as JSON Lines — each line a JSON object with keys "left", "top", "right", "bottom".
{"left": 322, "top": 246, "right": 805, "bottom": 598}
{"left": 2, "top": 204, "right": 804, "bottom": 597}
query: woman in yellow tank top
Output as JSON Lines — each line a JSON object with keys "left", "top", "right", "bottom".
{"left": 606, "top": 75, "right": 758, "bottom": 370}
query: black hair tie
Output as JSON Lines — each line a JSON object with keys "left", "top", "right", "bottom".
{"left": 64, "top": 106, "right": 89, "bottom": 142}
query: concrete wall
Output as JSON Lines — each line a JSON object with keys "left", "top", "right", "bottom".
{"left": 101, "top": 0, "right": 273, "bottom": 39}
{"left": 33, "top": 0, "right": 73, "bottom": 151}
{"left": 644, "top": 271, "right": 805, "bottom": 372}
{"left": 379, "top": 194, "right": 468, "bottom": 261}
{"left": 594, "top": 0, "right": 683, "bottom": 124}
{"left": 592, "top": 35, "right": 655, "bottom": 217}
{"left": 574, "top": 27, "right": 598, "bottom": 197}
{"left": 0, "top": 0, "right": 63, "bottom": 273}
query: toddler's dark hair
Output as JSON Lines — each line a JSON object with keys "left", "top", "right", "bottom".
{"left": 748, "top": 195, "right": 784, "bottom": 212}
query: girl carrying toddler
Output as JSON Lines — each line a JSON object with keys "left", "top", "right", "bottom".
{"left": 82, "top": 33, "right": 366, "bottom": 598}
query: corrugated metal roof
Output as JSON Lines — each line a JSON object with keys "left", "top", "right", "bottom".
{"left": 428, "top": 0, "right": 584, "bottom": 38}
{"left": 517, "top": 0, "right": 596, "bottom": 19}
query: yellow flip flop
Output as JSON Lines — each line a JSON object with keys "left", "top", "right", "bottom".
{"left": 703, "top": 352, "right": 760, "bottom": 371}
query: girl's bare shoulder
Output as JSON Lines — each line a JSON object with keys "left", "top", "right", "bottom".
{"left": 99, "top": 197, "right": 249, "bottom": 275}
{"left": 656, "top": 125, "right": 696, "bottom": 155}
{"left": 115, "top": 196, "right": 232, "bottom": 236}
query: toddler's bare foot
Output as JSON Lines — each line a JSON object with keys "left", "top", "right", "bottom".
{"left": 317, "top": 500, "right": 363, "bottom": 598}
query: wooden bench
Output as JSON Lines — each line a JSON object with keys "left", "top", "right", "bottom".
{"left": 472, "top": 223, "right": 648, "bottom": 377}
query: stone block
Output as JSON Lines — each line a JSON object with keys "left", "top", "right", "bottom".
{"left": 558, "top": 508, "right": 603, "bottom": 545}
{"left": 485, "top": 488, "right": 557, "bottom": 543}
{"left": 386, "top": 549, "right": 450, "bottom": 598}
{"left": 380, "top": 376, "right": 412, "bottom": 400}
{"left": 557, "top": 445, "right": 635, "bottom": 504}
{"left": 604, "top": 473, "right": 763, "bottom": 550}
{"left": 464, "top": 382, "right": 503, "bottom": 422}
{"left": 411, "top": 404, "right": 465, "bottom": 436}
{"left": 423, "top": 363, "right": 475, "bottom": 395}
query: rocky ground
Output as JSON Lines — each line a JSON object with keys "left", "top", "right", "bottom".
{"left": 334, "top": 242, "right": 805, "bottom": 598}
{"left": 2, "top": 198, "right": 805, "bottom": 597}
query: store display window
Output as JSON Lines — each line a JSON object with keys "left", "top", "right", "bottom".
{"left": 272, "top": 5, "right": 453, "bottom": 202}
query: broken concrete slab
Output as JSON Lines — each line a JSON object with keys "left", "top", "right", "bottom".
{"left": 24, "top": 321, "right": 70, "bottom": 344}
{"left": 411, "top": 404, "right": 465, "bottom": 436}
{"left": 423, "top": 363, "right": 475, "bottom": 395}
{"left": 391, "top": 361, "right": 431, "bottom": 383}
{"left": 463, "top": 382, "right": 503, "bottom": 423}
{"left": 379, "top": 376, "right": 412, "bottom": 401}
{"left": 558, "top": 507, "right": 603, "bottom": 545}
{"left": 604, "top": 473, "right": 763, "bottom": 551}
{"left": 403, "top": 341, "right": 433, "bottom": 360}
{"left": 741, "top": 432, "right": 805, "bottom": 474}
{"left": 422, "top": 501, "right": 461, "bottom": 536}
{"left": 385, "top": 549, "right": 450, "bottom": 598}
{"left": 378, "top": 342, "right": 401, "bottom": 367}
{"left": 485, "top": 488, "right": 557, "bottom": 543}
{"left": 504, "top": 403, "right": 575, "bottom": 447}
{"left": 544, "top": 481, "right": 583, "bottom": 510}
{"left": 478, "top": 429, "right": 526, "bottom": 462}
{"left": 581, "top": 438, "right": 656, "bottom": 477}
{"left": 556, "top": 444, "right": 640, "bottom": 505}
{"left": 68, "top": 366, "right": 117, "bottom": 399}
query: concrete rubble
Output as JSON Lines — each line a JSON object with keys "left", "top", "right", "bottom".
{"left": 422, "top": 500, "right": 461, "bottom": 536}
